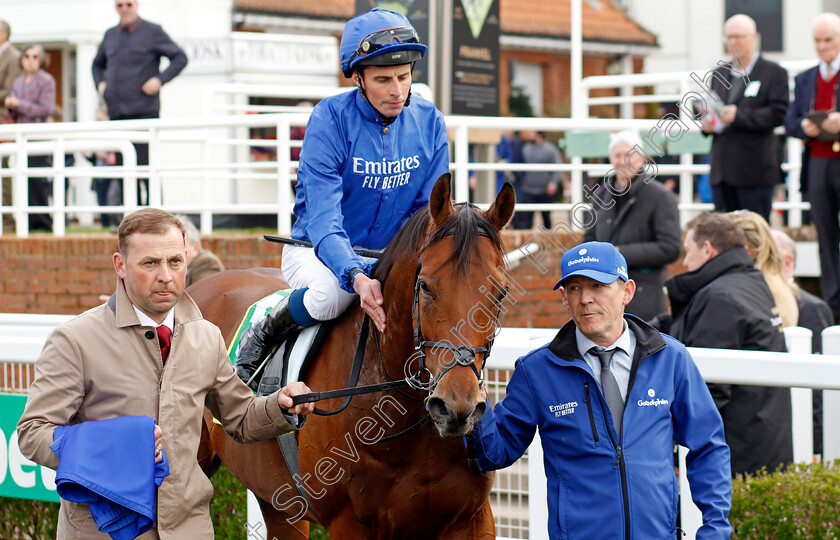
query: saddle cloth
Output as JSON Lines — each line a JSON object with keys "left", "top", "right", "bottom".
{"left": 227, "top": 289, "right": 321, "bottom": 394}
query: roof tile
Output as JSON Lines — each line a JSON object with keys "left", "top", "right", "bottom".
{"left": 234, "top": 0, "right": 657, "bottom": 45}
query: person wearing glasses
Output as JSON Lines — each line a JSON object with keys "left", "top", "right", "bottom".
{"left": 234, "top": 8, "right": 449, "bottom": 389}
{"left": 700, "top": 13, "right": 788, "bottom": 221}
{"left": 5, "top": 44, "right": 55, "bottom": 231}
{"left": 92, "top": 0, "right": 187, "bottom": 205}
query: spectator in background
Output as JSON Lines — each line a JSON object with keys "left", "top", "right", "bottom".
{"left": 583, "top": 129, "right": 680, "bottom": 321}
{"left": 176, "top": 215, "right": 225, "bottom": 287}
{"left": 730, "top": 210, "right": 798, "bottom": 328}
{"left": 92, "top": 0, "right": 187, "bottom": 206}
{"left": 662, "top": 212, "right": 792, "bottom": 477}
{"left": 701, "top": 14, "right": 788, "bottom": 221}
{"left": 87, "top": 104, "right": 121, "bottom": 231}
{"left": 785, "top": 12, "right": 840, "bottom": 323}
{"left": 773, "top": 229, "right": 833, "bottom": 457}
{"left": 0, "top": 20, "right": 22, "bottom": 119}
{"left": 495, "top": 130, "right": 515, "bottom": 194}
{"left": 512, "top": 131, "right": 562, "bottom": 229}
{"left": 5, "top": 43, "right": 55, "bottom": 231}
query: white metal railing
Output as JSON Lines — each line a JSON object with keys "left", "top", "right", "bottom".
{"left": 0, "top": 110, "right": 809, "bottom": 237}
{"left": 5, "top": 315, "right": 840, "bottom": 539}
{"left": 578, "top": 61, "right": 817, "bottom": 227}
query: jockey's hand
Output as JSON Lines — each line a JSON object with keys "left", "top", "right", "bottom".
{"left": 354, "top": 273, "right": 386, "bottom": 333}
{"left": 154, "top": 424, "right": 163, "bottom": 463}
{"left": 278, "top": 381, "right": 315, "bottom": 416}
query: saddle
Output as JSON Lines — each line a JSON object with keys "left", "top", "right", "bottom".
{"left": 227, "top": 290, "right": 328, "bottom": 396}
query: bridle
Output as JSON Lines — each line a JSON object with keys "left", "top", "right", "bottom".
{"left": 292, "top": 205, "right": 507, "bottom": 408}
{"left": 407, "top": 218, "right": 508, "bottom": 395}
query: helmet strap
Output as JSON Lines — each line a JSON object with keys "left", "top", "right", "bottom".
{"left": 354, "top": 67, "right": 412, "bottom": 126}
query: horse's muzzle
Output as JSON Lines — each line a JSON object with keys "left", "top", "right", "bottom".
{"left": 427, "top": 396, "right": 486, "bottom": 437}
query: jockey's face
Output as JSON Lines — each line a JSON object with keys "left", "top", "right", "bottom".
{"left": 353, "top": 64, "right": 412, "bottom": 118}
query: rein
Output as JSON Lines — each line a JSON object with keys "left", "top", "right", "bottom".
{"left": 291, "top": 213, "right": 504, "bottom": 426}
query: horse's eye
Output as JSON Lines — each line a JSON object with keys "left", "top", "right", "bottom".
{"left": 419, "top": 280, "right": 433, "bottom": 297}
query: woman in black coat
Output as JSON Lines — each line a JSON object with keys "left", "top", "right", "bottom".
{"left": 583, "top": 130, "right": 681, "bottom": 320}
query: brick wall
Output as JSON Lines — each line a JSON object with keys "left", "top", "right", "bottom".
{"left": 0, "top": 232, "right": 585, "bottom": 328}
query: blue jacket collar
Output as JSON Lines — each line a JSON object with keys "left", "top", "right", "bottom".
{"left": 547, "top": 314, "right": 666, "bottom": 367}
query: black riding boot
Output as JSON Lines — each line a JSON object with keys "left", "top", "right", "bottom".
{"left": 235, "top": 296, "right": 303, "bottom": 391}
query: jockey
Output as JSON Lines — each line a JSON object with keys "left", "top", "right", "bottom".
{"left": 235, "top": 8, "right": 450, "bottom": 389}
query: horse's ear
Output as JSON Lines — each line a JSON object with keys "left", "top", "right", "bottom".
{"left": 429, "top": 173, "right": 454, "bottom": 226}
{"left": 484, "top": 181, "right": 516, "bottom": 231}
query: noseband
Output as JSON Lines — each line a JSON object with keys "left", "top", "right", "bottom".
{"left": 408, "top": 221, "right": 507, "bottom": 394}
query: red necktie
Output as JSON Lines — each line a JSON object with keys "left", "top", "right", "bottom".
{"left": 156, "top": 325, "right": 172, "bottom": 364}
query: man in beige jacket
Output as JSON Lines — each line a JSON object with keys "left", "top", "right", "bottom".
{"left": 0, "top": 20, "right": 22, "bottom": 109}
{"left": 17, "top": 208, "right": 314, "bottom": 539}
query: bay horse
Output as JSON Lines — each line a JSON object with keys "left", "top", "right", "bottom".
{"left": 189, "top": 174, "right": 515, "bottom": 539}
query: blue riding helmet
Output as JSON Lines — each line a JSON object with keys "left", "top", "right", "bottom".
{"left": 340, "top": 8, "right": 427, "bottom": 78}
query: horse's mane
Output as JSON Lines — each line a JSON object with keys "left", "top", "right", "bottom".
{"left": 372, "top": 203, "right": 504, "bottom": 284}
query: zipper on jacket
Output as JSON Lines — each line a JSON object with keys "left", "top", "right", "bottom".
{"left": 603, "top": 401, "right": 631, "bottom": 540}
{"left": 583, "top": 382, "right": 599, "bottom": 442}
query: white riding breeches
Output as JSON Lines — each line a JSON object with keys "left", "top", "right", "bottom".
{"left": 281, "top": 244, "right": 357, "bottom": 321}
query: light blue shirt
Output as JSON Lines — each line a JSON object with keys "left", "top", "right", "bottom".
{"left": 575, "top": 321, "right": 636, "bottom": 400}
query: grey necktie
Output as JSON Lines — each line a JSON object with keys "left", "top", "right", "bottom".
{"left": 593, "top": 347, "right": 625, "bottom": 435}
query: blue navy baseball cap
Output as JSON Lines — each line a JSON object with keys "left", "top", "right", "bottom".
{"left": 553, "top": 241, "right": 629, "bottom": 290}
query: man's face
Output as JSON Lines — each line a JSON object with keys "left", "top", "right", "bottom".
{"left": 682, "top": 228, "right": 713, "bottom": 272}
{"left": 814, "top": 21, "right": 840, "bottom": 64}
{"left": 113, "top": 226, "right": 186, "bottom": 323}
{"left": 560, "top": 276, "right": 634, "bottom": 347}
{"left": 353, "top": 64, "right": 412, "bottom": 118}
{"left": 609, "top": 142, "right": 646, "bottom": 186}
{"left": 724, "top": 18, "right": 757, "bottom": 64}
{"left": 116, "top": 0, "right": 139, "bottom": 26}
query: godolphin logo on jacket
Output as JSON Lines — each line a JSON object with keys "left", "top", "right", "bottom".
{"left": 637, "top": 387, "right": 669, "bottom": 407}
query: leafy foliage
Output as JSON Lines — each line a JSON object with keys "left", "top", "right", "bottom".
{"left": 730, "top": 460, "right": 840, "bottom": 539}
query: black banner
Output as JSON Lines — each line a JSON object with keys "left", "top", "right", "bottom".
{"left": 450, "top": 0, "right": 500, "bottom": 115}
{"left": 354, "top": 0, "right": 430, "bottom": 86}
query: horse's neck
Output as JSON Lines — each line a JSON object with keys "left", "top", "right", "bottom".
{"left": 379, "top": 255, "right": 420, "bottom": 360}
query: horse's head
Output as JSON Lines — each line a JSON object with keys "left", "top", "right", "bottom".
{"left": 414, "top": 174, "right": 515, "bottom": 437}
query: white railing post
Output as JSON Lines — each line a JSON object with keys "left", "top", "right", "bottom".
{"left": 821, "top": 326, "right": 840, "bottom": 462}
{"left": 786, "top": 137, "right": 803, "bottom": 228}
{"left": 678, "top": 445, "right": 701, "bottom": 540}
{"left": 453, "top": 124, "right": 470, "bottom": 203}
{"left": 276, "top": 116, "right": 292, "bottom": 236}
{"left": 785, "top": 326, "right": 814, "bottom": 463}
{"left": 13, "top": 132, "right": 28, "bottom": 237}
{"left": 122, "top": 143, "right": 139, "bottom": 215}
{"left": 52, "top": 136, "right": 66, "bottom": 237}
{"left": 148, "top": 127, "right": 161, "bottom": 207}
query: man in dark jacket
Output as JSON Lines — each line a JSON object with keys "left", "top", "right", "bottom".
{"left": 584, "top": 129, "right": 681, "bottom": 320}
{"left": 473, "top": 241, "right": 731, "bottom": 540}
{"left": 92, "top": 0, "right": 188, "bottom": 205}
{"left": 701, "top": 14, "right": 788, "bottom": 221}
{"left": 666, "top": 212, "right": 792, "bottom": 477}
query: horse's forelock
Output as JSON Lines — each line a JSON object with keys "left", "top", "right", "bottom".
{"left": 423, "top": 203, "right": 504, "bottom": 277}
{"left": 372, "top": 204, "right": 504, "bottom": 284}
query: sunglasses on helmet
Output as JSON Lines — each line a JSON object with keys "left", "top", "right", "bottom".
{"left": 348, "top": 26, "right": 420, "bottom": 66}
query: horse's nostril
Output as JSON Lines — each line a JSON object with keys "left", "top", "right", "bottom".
{"left": 427, "top": 397, "right": 450, "bottom": 420}
{"left": 473, "top": 400, "right": 486, "bottom": 419}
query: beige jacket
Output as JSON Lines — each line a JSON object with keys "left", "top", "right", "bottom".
{"left": 0, "top": 43, "right": 22, "bottom": 107}
{"left": 17, "top": 279, "right": 298, "bottom": 539}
